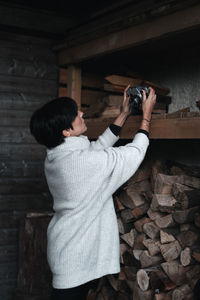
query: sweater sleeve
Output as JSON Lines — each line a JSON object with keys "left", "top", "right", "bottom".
{"left": 89, "top": 127, "right": 119, "bottom": 150}
{"left": 100, "top": 132, "right": 149, "bottom": 194}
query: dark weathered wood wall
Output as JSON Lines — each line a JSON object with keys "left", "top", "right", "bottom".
{"left": 0, "top": 31, "right": 57, "bottom": 300}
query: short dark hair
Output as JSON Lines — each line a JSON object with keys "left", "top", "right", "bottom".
{"left": 30, "top": 97, "right": 78, "bottom": 149}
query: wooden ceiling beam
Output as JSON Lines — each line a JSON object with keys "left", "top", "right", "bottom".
{"left": 85, "top": 117, "right": 200, "bottom": 139}
{"left": 58, "top": 3, "right": 200, "bottom": 66}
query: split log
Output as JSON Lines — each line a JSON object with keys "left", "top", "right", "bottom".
{"left": 120, "top": 243, "right": 130, "bottom": 264}
{"left": 160, "top": 230, "right": 175, "bottom": 244}
{"left": 154, "top": 174, "right": 178, "bottom": 194}
{"left": 121, "top": 209, "right": 134, "bottom": 223}
{"left": 186, "top": 264, "right": 200, "bottom": 289}
{"left": 119, "top": 189, "right": 145, "bottom": 209}
{"left": 151, "top": 194, "right": 177, "bottom": 213}
{"left": 122, "top": 251, "right": 141, "bottom": 268}
{"left": 134, "top": 217, "right": 151, "bottom": 233}
{"left": 124, "top": 266, "right": 137, "bottom": 281}
{"left": 121, "top": 229, "right": 136, "bottom": 248}
{"left": 117, "top": 218, "right": 125, "bottom": 234}
{"left": 143, "top": 222, "right": 160, "bottom": 239}
{"left": 172, "top": 183, "right": 200, "bottom": 209}
{"left": 160, "top": 228, "right": 179, "bottom": 244}
{"left": 172, "top": 206, "right": 200, "bottom": 224}
{"left": 154, "top": 292, "right": 172, "bottom": 300}
{"left": 136, "top": 269, "right": 149, "bottom": 291}
{"left": 161, "top": 260, "right": 191, "bottom": 286}
{"left": 192, "top": 251, "right": 200, "bottom": 263}
{"left": 131, "top": 202, "right": 149, "bottom": 219}
{"left": 133, "top": 233, "right": 147, "bottom": 250}
{"left": 150, "top": 160, "right": 168, "bottom": 190}
{"left": 104, "top": 75, "right": 142, "bottom": 87}
{"left": 150, "top": 269, "right": 176, "bottom": 292}
{"left": 155, "top": 214, "right": 176, "bottom": 228}
{"left": 177, "top": 175, "right": 200, "bottom": 189}
{"left": 180, "top": 247, "right": 192, "bottom": 266}
{"left": 172, "top": 284, "right": 192, "bottom": 300}
{"left": 160, "top": 240, "right": 182, "bottom": 262}
{"left": 132, "top": 250, "right": 143, "bottom": 261}
{"left": 114, "top": 195, "right": 125, "bottom": 212}
{"left": 118, "top": 267, "right": 127, "bottom": 281}
{"left": 107, "top": 275, "right": 120, "bottom": 291}
{"left": 147, "top": 208, "right": 164, "bottom": 221}
{"left": 126, "top": 179, "right": 151, "bottom": 193}
{"left": 143, "top": 239, "right": 161, "bottom": 256}
{"left": 194, "top": 212, "right": 200, "bottom": 228}
{"left": 177, "top": 230, "right": 199, "bottom": 248}
{"left": 132, "top": 282, "right": 153, "bottom": 300}
{"left": 140, "top": 250, "right": 163, "bottom": 268}
{"left": 179, "top": 223, "right": 196, "bottom": 232}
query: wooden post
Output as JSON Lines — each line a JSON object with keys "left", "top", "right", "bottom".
{"left": 67, "top": 65, "right": 82, "bottom": 108}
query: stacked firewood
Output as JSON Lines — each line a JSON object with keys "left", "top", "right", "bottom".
{"left": 88, "top": 160, "right": 200, "bottom": 300}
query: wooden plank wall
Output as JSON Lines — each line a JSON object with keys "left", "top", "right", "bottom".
{"left": 0, "top": 32, "right": 58, "bottom": 300}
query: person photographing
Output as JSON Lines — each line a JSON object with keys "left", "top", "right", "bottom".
{"left": 30, "top": 86, "right": 156, "bottom": 300}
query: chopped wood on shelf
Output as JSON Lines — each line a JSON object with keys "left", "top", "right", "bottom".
{"left": 89, "top": 159, "right": 200, "bottom": 299}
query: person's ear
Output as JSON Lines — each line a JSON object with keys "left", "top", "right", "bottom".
{"left": 62, "top": 129, "right": 71, "bottom": 137}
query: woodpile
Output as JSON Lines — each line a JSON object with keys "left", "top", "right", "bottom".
{"left": 88, "top": 159, "right": 200, "bottom": 300}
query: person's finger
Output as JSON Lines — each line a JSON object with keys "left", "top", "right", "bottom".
{"left": 124, "top": 84, "right": 131, "bottom": 99}
{"left": 125, "top": 84, "right": 131, "bottom": 93}
{"left": 142, "top": 90, "right": 147, "bottom": 102}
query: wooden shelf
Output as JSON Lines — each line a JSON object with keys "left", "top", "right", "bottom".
{"left": 85, "top": 116, "right": 200, "bottom": 139}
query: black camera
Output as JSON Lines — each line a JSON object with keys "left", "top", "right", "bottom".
{"left": 127, "top": 86, "right": 150, "bottom": 115}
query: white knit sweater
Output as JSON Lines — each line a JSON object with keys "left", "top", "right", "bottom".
{"left": 45, "top": 128, "right": 149, "bottom": 289}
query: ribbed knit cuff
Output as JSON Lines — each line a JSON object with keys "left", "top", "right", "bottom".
{"left": 109, "top": 124, "right": 122, "bottom": 137}
{"left": 137, "top": 129, "right": 149, "bottom": 138}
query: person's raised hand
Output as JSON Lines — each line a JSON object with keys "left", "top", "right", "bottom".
{"left": 142, "top": 87, "right": 156, "bottom": 121}
{"left": 121, "top": 85, "right": 131, "bottom": 116}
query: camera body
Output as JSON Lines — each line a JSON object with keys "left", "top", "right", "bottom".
{"left": 127, "top": 86, "right": 150, "bottom": 115}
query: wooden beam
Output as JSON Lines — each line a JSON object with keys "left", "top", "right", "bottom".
{"left": 66, "top": 65, "right": 82, "bottom": 108}
{"left": 85, "top": 117, "right": 200, "bottom": 139}
{"left": 58, "top": 4, "right": 200, "bottom": 65}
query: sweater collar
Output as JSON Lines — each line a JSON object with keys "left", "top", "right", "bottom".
{"left": 47, "top": 135, "right": 90, "bottom": 157}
